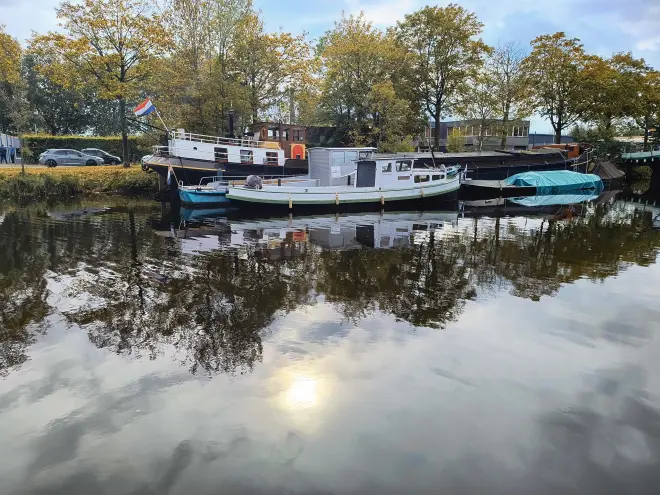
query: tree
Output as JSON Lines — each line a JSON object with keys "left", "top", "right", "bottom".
{"left": 232, "top": 11, "right": 312, "bottom": 123}
{"left": 455, "top": 71, "right": 499, "bottom": 151}
{"left": 31, "top": 0, "right": 171, "bottom": 165}
{"left": 523, "top": 32, "right": 590, "bottom": 144}
{"left": 446, "top": 131, "right": 465, "bottom": 152}
{"left": 157, "top": 0, "right": 251, "bottom": 135}
{"left": 582, "top": 53, "right": 649, "bottom": 132}
{"left": 0, "top": 26, "right": 24, "bottom": 135}
{"left": 0, "top": 26, "right": 21, "bottom": 85}
{"left": 634, "top": 70, "right": 660, "bottom": 147}
{"left": 490, "top": 42, "right": 531, "bottom": 147}
{"left": 318, "top": 12, "right": 418, "bottom": 148}
{"left": 396, "top": 4, "right": 490, "bottom": 150}
{"left": 351, "top": 81, "right": 417, "bottom": 152}
{"left": 23, "top": 51, "right": 91, "bottom": 135}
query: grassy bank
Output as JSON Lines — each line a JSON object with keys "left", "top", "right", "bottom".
{"left": 0, "top": 166, "right": 159, "bottom": 202}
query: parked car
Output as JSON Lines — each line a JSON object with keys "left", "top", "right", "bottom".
{"left": 39, "top": 149, "right": 104, "bottom": 167}
{"left": 81, "top": 148, "right": 122, "bottom": 165}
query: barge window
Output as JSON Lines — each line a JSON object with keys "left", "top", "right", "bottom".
{"left": 240, "top": 149, "right": 253, "bottom": 163}
{"left": 345, "top": 151, "right": 358, "bottom": 163}
{"left": 381, "top": 162, "right": 392, "bottom": 173}
{"left": 214, "top": 147, "right": 228, "bottom": 162}
{"left": 265, "top": 151, "right": 278, "bottom": 165}
{"left": 414, "top": 175, "right": 430, "bottom": 183}
{"left": 358, "top": 150, "right": 373, "bottom": 159}
{"left": 396, "top": 160, "right": 412, "bottom": 172}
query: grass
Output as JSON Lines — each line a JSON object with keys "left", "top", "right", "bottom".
{"left": 0, "top": 166, "right": 160, "bottom": 203}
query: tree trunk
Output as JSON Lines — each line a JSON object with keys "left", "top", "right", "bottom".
{"left": 643, "top": 116, "right": 649, "bottom": 148}
{"left": 118, "top": 97, "right": 129, "bottom": 167}
{"left": 433, "top": 115, "right": 441, "bottom": 151}
{"left": 500, "top": 105, "right": 510, "bottom": 148}
{"left": 554, "top": 123, "right": 562, "bottom": 145}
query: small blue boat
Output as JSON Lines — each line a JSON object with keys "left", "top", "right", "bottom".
{"left": 178, "top": 178, "right": 230, "bottom": 207}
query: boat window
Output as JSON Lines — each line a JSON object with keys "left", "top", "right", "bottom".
{"left": 345, "top": 151, "right": 358, "bottom": 163}
{"left": 240, "top": 149, "right": 253, "bottom": 164}
{"left": 358, "top": 151, "right": 373, "bottom": 159}
{"left": 396, "top": 160, "right": 412, "bottom": 172}
{"left": 414, "top": 175, "right": 430, "bottom": 183}
{"left": 381, "top": 162, "right": 392, "bottom": 173}
{"left": 432, "top": 174, "right": 442, "bottom": 181}
{"left": 214, "top": 147, "right": 228, "bottom": 162}
{"left": 265, "top": 151, "right": 278, "bottom": 165}
{"left": 331, "top": 151, "right": 345, "bottom": 166}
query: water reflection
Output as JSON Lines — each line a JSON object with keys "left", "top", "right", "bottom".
{"left": 1, "top": 199, "right": 660, "bottom": 377}
{"left": 2, "top": 198, "right": 660, "bottom": 494}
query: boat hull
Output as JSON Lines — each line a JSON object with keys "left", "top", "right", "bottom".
{"left": 179, "top": 187, "right": 230, "bottom": 207}
{"left": 226, "top": 176, "right": 461, "bottom": 212}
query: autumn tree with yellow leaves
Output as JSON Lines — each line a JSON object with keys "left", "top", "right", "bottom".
{"left": 31, "top": 0, "right": 172, "bottom": 165}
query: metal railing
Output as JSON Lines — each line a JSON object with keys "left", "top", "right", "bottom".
{"left": 169, "top": 130, "right": 281, "bottom": 150}
{"left": 179, "top": 175, "right": 319, "bottom": 189}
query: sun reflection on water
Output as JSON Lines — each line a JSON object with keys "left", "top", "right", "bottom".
{"left": 284, "top": 375, "right": 319, "bottom": 409}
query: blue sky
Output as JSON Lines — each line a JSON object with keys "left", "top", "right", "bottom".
{"left": 2, "top": 0, "right": 659, "bottom": 133}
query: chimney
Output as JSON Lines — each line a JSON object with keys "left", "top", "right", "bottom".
{"left": 228, "top": 109, "right": 235, "bottom": 138}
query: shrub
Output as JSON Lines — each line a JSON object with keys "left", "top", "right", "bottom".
{"left": 0, "top": 166, "right": 159, "bottom": 203}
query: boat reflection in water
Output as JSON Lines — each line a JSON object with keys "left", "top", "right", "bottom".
{"left": 170, "top": 208, "right": 461, "bottom": 256}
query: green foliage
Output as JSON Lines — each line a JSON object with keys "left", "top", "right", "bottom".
{"left": 20, "top": 134, "right": 156, "bottom": 163}
{"left": 446, "top": 133, "right": 466, "bottom": 152}
{"left": 396, "top": 4, "right": 490, "bottom": 148}
{"left": 522, "top": 32, "right": 590, "bottom": 142}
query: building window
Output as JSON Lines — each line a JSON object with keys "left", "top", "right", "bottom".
{"left": 522, "top": 126, "right": 529, "bottom": 137}
{"left": 240, "top": 149, "right": 253, "bottom": 163}
{"left": 381, "top": 162, "right": 392, "bottom": 173}
{"left": 396, "top": 160, "right": 412, "bottom": 172}
{"left": 265, "top": 151, "right": 278, "bottom": 165}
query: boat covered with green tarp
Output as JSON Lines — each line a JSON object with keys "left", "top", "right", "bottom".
{"left": 503, "top": 171, "right": 603, "bottom": 195}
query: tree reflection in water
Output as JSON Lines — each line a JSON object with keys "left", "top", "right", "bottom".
{"left": 1, "top": 200, "right": 660, "bottom": 376}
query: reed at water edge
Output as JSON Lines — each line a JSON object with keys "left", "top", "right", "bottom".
{"left": 0, "top": 166, "right": 159, "bottom": 202}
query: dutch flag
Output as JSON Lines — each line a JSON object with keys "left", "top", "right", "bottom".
{"left": 134, "top": 98, "right": 156, "bottom": 117}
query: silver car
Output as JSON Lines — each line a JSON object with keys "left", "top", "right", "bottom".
{"left": 39, "top": 149, "right": 104, "bottom": 167}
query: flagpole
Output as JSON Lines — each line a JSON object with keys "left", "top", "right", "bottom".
{"left": 143, "top": 95, "right": 169, "bottom": 133}
{"left": 154, "top": 106, "right": 169, "bottom": 133}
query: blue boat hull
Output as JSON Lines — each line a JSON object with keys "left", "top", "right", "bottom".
{"left": 179, "top": 187, "right": 230, "bottom": 206}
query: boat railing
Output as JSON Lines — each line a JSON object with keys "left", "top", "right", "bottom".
{"left": 170, "top": 130, "right": 281, "bottom": 150}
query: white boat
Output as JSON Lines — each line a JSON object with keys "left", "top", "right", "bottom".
{"left": 226, "top": 157, "right": 462, "bottom": 208}
{"left": 142, "top": 128, "right": 306, "bottom": 185}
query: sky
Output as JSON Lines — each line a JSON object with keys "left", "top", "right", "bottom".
{"left": 1, "top": 0, "right": 659, "bottom": 134}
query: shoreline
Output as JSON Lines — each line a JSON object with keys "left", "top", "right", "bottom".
{"left": 0, "top": 166, "right": 159, "bottom": 202}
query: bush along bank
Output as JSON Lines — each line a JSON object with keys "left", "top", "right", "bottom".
{"left": 0, "top": 166, "right": 159, "bottom": 202}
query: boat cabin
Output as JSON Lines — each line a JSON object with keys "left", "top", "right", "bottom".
{"left": 160, "top": 129, "right": 286, "bottom": 166}
{"left": 354, "top": 157, "right": 453, "bottom": 188}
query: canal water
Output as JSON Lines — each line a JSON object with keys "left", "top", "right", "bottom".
{"left": 1, "top": 198, "right": 659, "bottom": 494}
